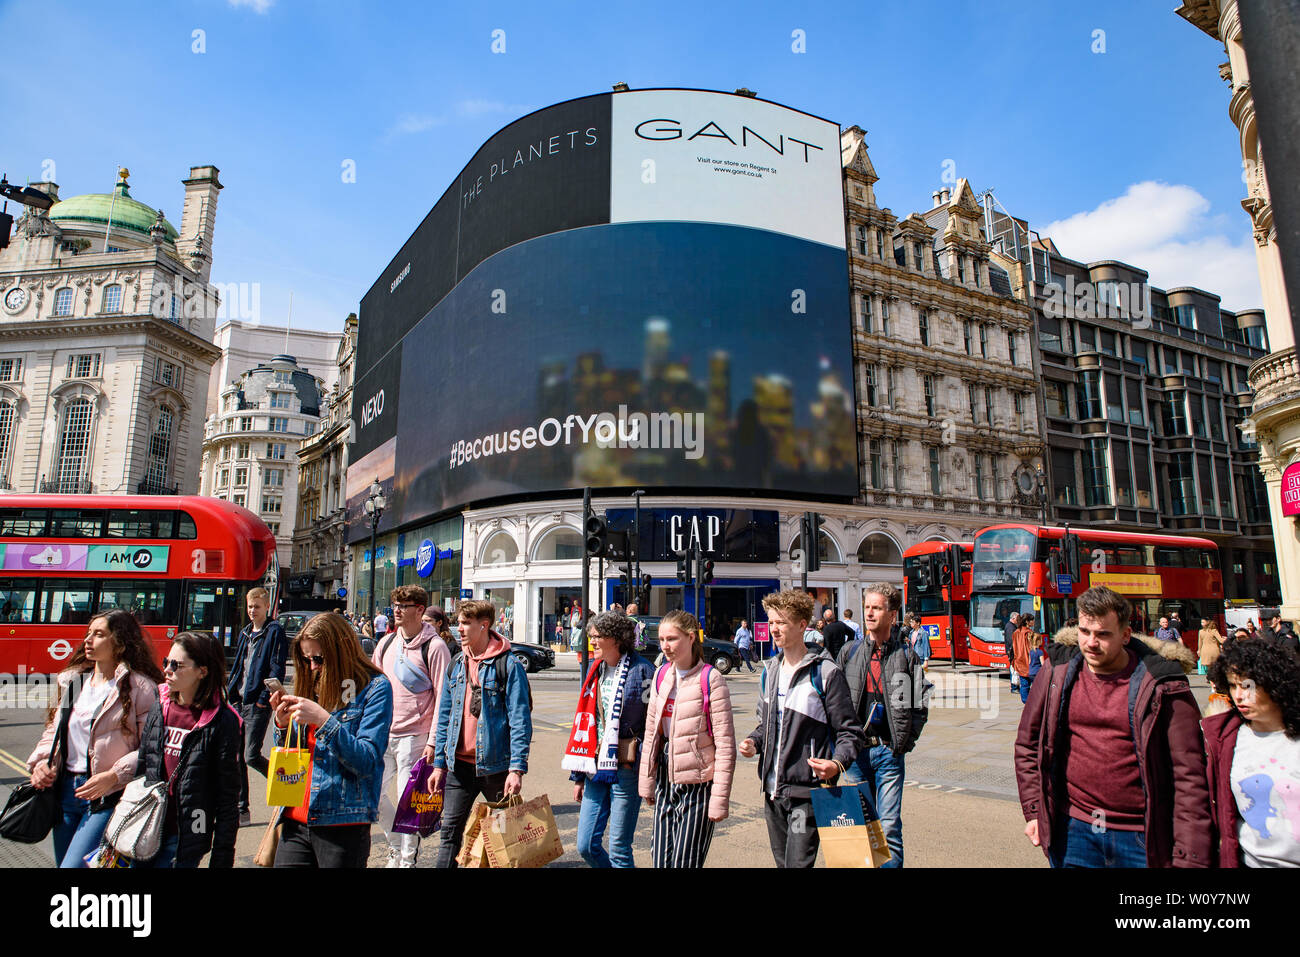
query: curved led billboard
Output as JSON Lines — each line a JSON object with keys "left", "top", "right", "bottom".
{"left": 349, "top": 89, "right": 854, "bottom": 541}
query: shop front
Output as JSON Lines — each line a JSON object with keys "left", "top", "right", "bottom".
{"left": 353, "top": 515, "right": 463, "bottom": 618}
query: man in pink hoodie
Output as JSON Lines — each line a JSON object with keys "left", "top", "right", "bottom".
{"left": 372, "top": 585, "right": 450, "bottom": 867}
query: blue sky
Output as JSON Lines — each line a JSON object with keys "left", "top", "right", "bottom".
{"left": 0, "top": 0, "right": 1258, "bottom": 330}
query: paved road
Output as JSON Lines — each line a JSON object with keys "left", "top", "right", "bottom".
{"left": 0, "top": 656, "right": 1215, "bottom": 868}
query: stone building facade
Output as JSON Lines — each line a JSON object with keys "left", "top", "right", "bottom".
{"left": 1179, "top": 0, "right": 1300, "bottom": 617}
{"left": 289, "top": 315, "right": 356, "bottom": 601}
{"left": 0, "top": 167, "right": 223, "bottom": 494}
{"left": 199, "top": 354, "right": 326, "bottom": 571}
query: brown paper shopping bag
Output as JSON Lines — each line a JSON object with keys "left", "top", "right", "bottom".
{"left": 481, "top": 794, "right": 565, "bottom": 869}
{"left": 455, "top": 801, "right": 492, "bottom": 869}
{"left": 810, "top": 783, "right": 892, "bottom": 868}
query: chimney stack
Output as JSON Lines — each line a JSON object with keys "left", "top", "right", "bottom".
{"left": 178, "top": 165, "right": 222, "bottom": 283}
{"left": 932, "top": 191, "right": 942, "bottom": 208}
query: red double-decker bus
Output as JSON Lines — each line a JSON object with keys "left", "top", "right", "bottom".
{"left": 0, "top": 495, "right": 279, "bottom": 674}
{"left": 968, "top": 524, "right": 1223, "bottom": 664}
{"left": 902, "top": 541, "right": 972, "bottom": 663}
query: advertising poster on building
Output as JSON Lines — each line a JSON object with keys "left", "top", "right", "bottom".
{"left": 350, "top": 89, "right": 854, "bottom": 542}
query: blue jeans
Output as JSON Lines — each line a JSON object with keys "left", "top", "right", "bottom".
{"left": 1050, "top": 816, "right": 1147, "bottom": 868}
{"left": 738, "top": 646, "right": 756, "bottom": 671}
{"left": 576, "top": 766, "right": 641, "bottom": 868}
{"left": 135, "top": 831, "right": 182, "bottom": 869}
{"left": 1019, "top": 673, "right": 1033, "bottom": 703}
{"left": 841, "top": 745, "right": 905, "bottom": 868}
{"left": 53, "top": 774, "right": 116, "bottom": 868}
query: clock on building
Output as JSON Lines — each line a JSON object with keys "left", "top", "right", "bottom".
{"left": 3, "top": 286, "right": 28, "bottom": 314}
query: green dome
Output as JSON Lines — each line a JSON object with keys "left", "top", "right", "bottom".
{"left": 49, "top": 184, "right": 179, "bottom": 241}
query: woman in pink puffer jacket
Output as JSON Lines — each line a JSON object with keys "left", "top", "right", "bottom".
{"left": 639, "top": 610, "right": 736, "bottom": 867}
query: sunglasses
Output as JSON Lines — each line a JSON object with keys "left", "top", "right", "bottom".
{"left": 304, "top": 654, "right": 325, "bottom": 666}
{"left": 162, "top": 658, "right": 188, "bottom": 672}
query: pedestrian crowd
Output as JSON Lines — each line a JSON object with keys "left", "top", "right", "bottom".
{"left": 10, "top": 583, "right": 1299, "bottom": 870}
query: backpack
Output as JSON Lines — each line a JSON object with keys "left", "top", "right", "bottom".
{"left": 453, "top": 650, "right": 534, "bottom": 711}
{"left": 760, "top": 656, "right": 826, "bottom": 708}
{"left": 655, "top": 663, "right": 716, "bottom": 737}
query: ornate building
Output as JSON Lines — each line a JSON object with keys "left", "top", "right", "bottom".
{"left": 289, "top": 314, "right": 356, "bottom": 602}
{"left": 0, "top": 166, "right": 223, "bottom": 494}
{"left": 985, "top": 201, "right": 1275, "bottom": 602}
{"left": 199, "top": 354, "right": 327, "bottom": 571}
{"left": 841, "top": 127, "right": 1046, "bottom": 540}
{"left": 1179, "top": 0, "right": 1300, "bottom": 617}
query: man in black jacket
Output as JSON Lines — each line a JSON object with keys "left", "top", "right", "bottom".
{"left": 821, "top": 613, "right": 856, "bottom": 661}
{"left": 1265, "top": 610, "right": 1299, "bottom": 658}
{"left": 739, "top": 589, "right": 864, "bottom": 868}
{"left": 225, "top": 587, "right": 287, "bottom": 824}
{"left": 835, "top": 581, "right": 930, "bottom": 868}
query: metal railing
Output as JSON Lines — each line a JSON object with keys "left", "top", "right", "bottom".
{"left": 136, "top": 479, "right": 181, "bottom": 495}
{"left": 39, "top": 478, "right": 95, "bottom": 494}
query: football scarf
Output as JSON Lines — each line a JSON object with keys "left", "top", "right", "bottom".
{"left": 561, "top": 654, "right": 630, "bottom": 782}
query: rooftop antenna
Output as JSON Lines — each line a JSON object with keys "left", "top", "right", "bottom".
{"left": 284, "top": 292, "right": 293, "bottom": 353}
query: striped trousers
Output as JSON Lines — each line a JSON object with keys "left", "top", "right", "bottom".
{"left": 652, "top": 758, "right": 715, "bottom": 868}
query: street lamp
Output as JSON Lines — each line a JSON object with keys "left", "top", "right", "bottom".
{"left": 363, "top": 478, "right": 386, "bottom": 629}
{"left": 1035, "top": 462, "right": 1048, "bottom": 528}
{"left": 632, "top": 489, "right": 646, "bottom": 602}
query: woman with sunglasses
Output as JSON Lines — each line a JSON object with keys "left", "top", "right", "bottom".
{"left": 134, "top": 631, "right": 241, "bottom": 867}
{"left": 27, "top": 610, "right": 163, "bottom": 867}
{"left": 270, "top": 613, "right": 392, "bottom": 867}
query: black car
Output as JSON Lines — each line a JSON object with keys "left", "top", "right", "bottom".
{"left": 507, "top": 639, "right": 555, "bottom": 674}
{"left": 636, "top": 616, "right": 742, "bottom": 674}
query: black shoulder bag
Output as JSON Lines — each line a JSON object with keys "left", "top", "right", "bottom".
{"left": 0, "top": 678, "right": 78, "bottom": 843}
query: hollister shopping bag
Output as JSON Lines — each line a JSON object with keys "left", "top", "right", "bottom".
{"left": 810, "top": 783, "right": 891, "bottom": 869}
{"left": 455, "top": 800, "right": 494, "bottom": 868}
{"left": 482, "top": 794, "right": 565, "bottom": 869}
{"left": 392, "top": 757, "right": 442, "bottom": 837}
{"left": 266, "top": 723, "right": 311, "bottom": 807}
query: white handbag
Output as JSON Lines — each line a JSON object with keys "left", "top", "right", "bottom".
{"left": 104, "top": 770, "right": 176, "bottom": 861}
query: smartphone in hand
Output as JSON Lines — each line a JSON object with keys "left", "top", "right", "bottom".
{"left": 264, "top": 678, "right": 286, "bottom": 696}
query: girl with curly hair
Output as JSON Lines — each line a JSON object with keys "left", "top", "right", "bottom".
{"left": 26, "top": 609, "right": 164, "bottom": 867}
{"left": 1204, "top": 639, "right": 1300, "bottom": 867}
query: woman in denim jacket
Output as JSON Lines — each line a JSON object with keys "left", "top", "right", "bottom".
{"left": 269, "top": 613, "right": 392, "bottom": 867}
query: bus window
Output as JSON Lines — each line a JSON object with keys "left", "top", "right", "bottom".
{"left": 50, "top": 509, "right": 104, "bottom": 538}
{"left": 96, "top": 580, "right": 180, "bottom": 626}
{"left": 183, "top": 584, "right": 221, "bottom": 632}
{"left": 1153, "top": 547, "right": 1185, "bottom": 567}
{"left": 42, "top": 582, "right": 94, "bottom": 624}
{"left": 1115, "top": 547, "right": 1145, "bottom": 566}
{"left": 176, "top": 511, "right": 197, "bottom": 539}
{"left": 0, "top": 509, "right": 48, "bottom": 536}
{"left": 105, "top": 509, "right": 171, "bottom": 539}
{"left": 0, "top": 581, "right": 38, "bottom": 623}
{"left": 1193, "top": 549, "right": 1219, "bottom": 569}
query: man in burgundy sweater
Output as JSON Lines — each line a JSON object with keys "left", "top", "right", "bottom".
{"left": 1014, "top": 585, "right": 1212, "bottom": 867}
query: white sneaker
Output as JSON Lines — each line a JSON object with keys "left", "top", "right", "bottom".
{"left": 385, "top": 848, "right": 400, "bottom": 868}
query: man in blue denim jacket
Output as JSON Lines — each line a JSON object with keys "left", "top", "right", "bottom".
{"left": 431, "top": 599, "right": 532, "bottom": 868}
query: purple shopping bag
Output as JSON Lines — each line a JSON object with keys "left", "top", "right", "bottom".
{"left": 392, "top": 757, "right": 443, "bottom": 837}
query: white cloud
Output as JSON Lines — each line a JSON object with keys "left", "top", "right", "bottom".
{"left": 455, "top": 99, "right": 508, "bottom": 117}
{"left": 228, "top": 0, "right": 274, "bottom": 12}
{"left": 1043, "top": 181, "right": 1263, "bottom": 312}
{"left": 388, "top": 113, "right": 444, "bottom": 136}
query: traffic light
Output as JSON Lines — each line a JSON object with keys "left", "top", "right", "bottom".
{"left": 804, "top": 512, "right": 823, "bottom": 572}
{"left": 676, "top": 549, "right": 691, "bottom": 583}
{"left": 699, "top": 554, "right": 715, "bottom": 585}
{"left": 638, "top": 573, "right": 653, "bottom": 610}
{"left": 948, "top": 543, "right": 964, "bottom": 586}
{"left": 938, "top": 561, "right": 953, "bottom": 587}
{"left": 584, "top": 513, "right": 608, "bottom": 557}
{"left": 619, "top": 565, "right": 633, "bottom": 599}
{"left": 1061, "top": 524, "right": 1081, "bottom": 580}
